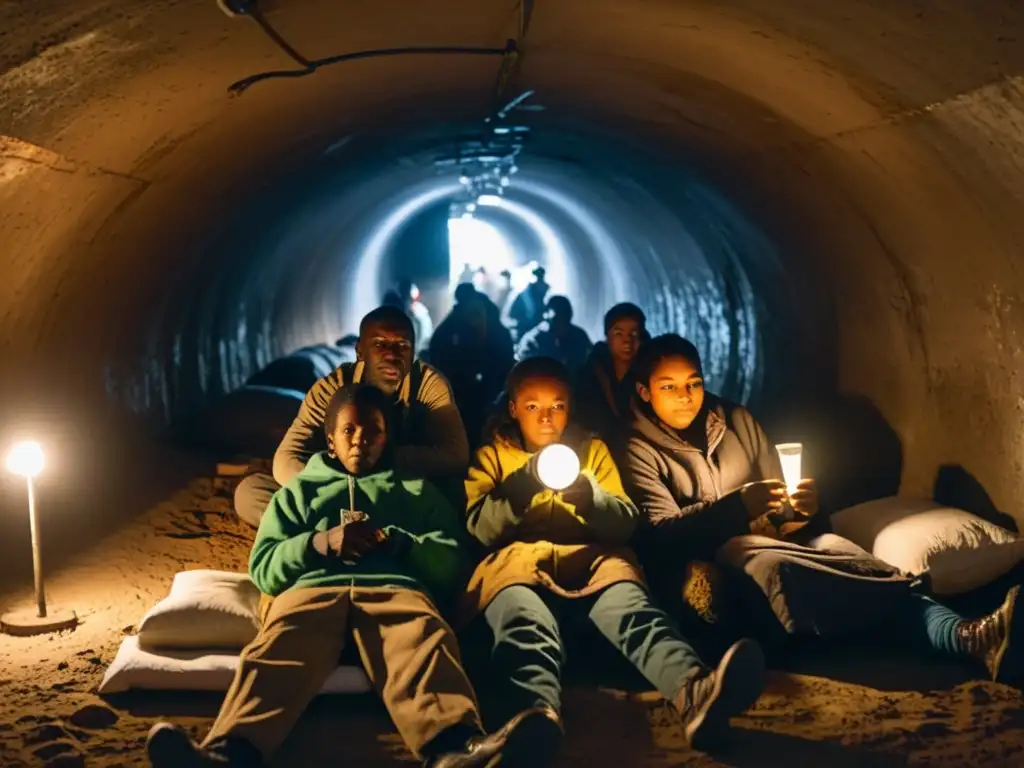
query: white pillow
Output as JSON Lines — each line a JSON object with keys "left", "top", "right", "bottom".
{"left": 98, "top": 636, "right": 371, "bottom": 695}
{"left": 831, "top": 497, "right": 1024, "bottom": 595}
{"left": 137, "top": 570, "right": 262, "bottom": 650}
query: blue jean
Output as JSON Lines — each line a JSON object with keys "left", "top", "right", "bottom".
{"left": 483, "top": 582, "right": 704, "bottom": 714}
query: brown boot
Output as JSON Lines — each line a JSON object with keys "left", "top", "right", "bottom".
{"left": 958, "top": 585, "right": 1023, "bottom": 685}
{"left": 674, "top": 639, "right": 765, "bottom": 752}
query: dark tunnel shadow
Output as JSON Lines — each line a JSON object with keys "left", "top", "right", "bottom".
{"left": 765, "top": 393, "right": 903, "bottom": 514}
{"left": 933, "top": 464, "right": 1019, "bottom": 533}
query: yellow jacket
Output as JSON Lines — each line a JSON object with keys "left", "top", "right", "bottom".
{"left": 460, "top": 429, "right": 646, "bottom": 619}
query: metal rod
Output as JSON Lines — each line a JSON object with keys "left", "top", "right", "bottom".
{"left": 27, "top": 477, "right": 46, "bottom": 618}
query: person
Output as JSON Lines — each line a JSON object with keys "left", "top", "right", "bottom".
{"left": 515, "top": 296, "right": 592, "bottom": 375}
{"left": 461, "top": 356, "right": 767, "bottom": 764}
{"left": 146, "top": 385, "right": 547, "bottom": 768}
{"left": 234, "top": 305, "right": 470, "bottom": 527}
{"left": 398, "top": 278, "right": 434, "bottom": 354}
{"left": 429, "top": 284, "right": 515, "bottom": 449}
{"left": 623, "top": 334, "right": 1023, "bottom": 681}
{"left": 575, "top": 302, "right": 648, "bottom": 446}
{"left": 507, "top": 265, "right": 549, "bottom": 340}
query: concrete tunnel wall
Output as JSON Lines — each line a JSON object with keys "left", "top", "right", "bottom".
{"left": 2, "top": 0, "right": 1024, "bottom": 577}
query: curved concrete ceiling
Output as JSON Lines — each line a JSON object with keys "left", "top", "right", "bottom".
{"left": 3, "top": 0, "right": 1024, "bottom": 531}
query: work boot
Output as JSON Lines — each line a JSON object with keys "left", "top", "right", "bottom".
{"left": 146, "top": 722, "right": 262, "bottom": 768}
{"left": 674, "top": 638, "right": 766, "bottom": 752}
{"left": 958, "top": 585, "right": 1023, "bottom": 685}
{"left": 426, "top": 706, "right": 563, "bottom": 768}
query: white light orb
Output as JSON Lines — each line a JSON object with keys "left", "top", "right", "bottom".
{"left": 536, "top": 444, "right": 580, "bottom": 491}
{"left": 6, "top": 441, "right": 44, "bottom": 479}
{"left": 775, "top": 443, "right": 803, "bottom": 494}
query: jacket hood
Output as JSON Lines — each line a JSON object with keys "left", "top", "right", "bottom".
{"left": 630, "top": 394, "right": 727, "bottom": 453}
{"left": 296, "top": 451, "right": 395, "bottom": 486}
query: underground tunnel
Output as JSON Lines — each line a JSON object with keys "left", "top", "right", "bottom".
{"left": 2, "top": 1, "right": 1024, "bottom": 766}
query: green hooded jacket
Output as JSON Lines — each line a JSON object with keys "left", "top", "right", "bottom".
{"left": 250, "top": 452, "right": 470, "bottom": 604}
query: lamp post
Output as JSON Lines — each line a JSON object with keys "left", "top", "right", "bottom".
{"left": 536, "top": 443, "right": 581, "bottom": 491}
{"left": 1, "top": 441, "right": 77, "bottom": 636}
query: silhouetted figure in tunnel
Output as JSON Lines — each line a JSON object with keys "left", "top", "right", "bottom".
{"left": 515, "top": 295, "right": 592, "bottom": 375}
{"left": 399, "top": 277, "right": 434, "bottom": 354}
{"left": 507, "top": 266, "right": 549, "bottom": 340}
{"left": 495, "top": 269, "right": 514, "bottom": 315}
{"left": 233, "top": 306, "right": 470, "bottom": 527}
{"left": 429, "top": 283, "right": 515, "bottom": 449}
{"left": 575, "top": 302, "right": 649, "bottom": 448}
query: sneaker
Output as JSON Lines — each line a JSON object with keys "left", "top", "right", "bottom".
{"left": 146, "top": 723, "right": 260, "bottom": 768}
{"left": 959, "top": 585, "right": 1023, "bottom": 685}
{"left": 427, "top": 706, "right": 563, "bottom": 768}
{"left": 674, "top": 638, "right": 766, "bottom": 752}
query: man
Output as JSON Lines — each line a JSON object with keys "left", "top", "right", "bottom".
{"left": 507, "top": 266, "right": 550, "bottom": 340}
{"left": 234, "top": 305, "right": 470, "bottom": 527}
{"left": 514, "top": 295, "right": 593, "bottom": 375}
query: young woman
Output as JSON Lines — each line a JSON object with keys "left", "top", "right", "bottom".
{"left": 461, "top": 356, "right": 767, "bottom": 764}
{"left": 146, "top": 384, "right": 543, "bottom": 768}
{"left": 624, "top": 333, "right": 1022, "bottom": 683}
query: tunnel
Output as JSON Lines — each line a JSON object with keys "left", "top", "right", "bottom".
{"left": 4, "top": 0, "right": 1024, "bottom": 570}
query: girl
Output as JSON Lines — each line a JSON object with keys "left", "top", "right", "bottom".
{"left": 147, "top": 384, "right": 542, "bottom": 768}
{"left": 624, "top": 333, "right": 1022, "bottom": 683}
{"left": 462, "top": 356, "right": 766, "bottom": 764}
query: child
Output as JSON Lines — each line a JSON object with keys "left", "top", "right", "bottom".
{"left": 462, "top": 356, "right": 766, "bottom": 764}
{"left": 624, "top": 333, "right": 1023, "bottom": 682}
{"left": 146, "top": 384, "right": 546, "bottom": 768}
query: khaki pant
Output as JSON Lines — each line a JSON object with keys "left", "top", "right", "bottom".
{"left": 234, "top": 472, "right": 278, "bottom": 528}
{"left": 204, "top": 585, "right": 483, "bottom": 760}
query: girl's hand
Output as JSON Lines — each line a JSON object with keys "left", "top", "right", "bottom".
{"left": 789, "top": 480, "right": 819, "bottom": 519}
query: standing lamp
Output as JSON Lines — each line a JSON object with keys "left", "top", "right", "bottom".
{"left": 1, "top": 441, "right": 77, "bottom": 636}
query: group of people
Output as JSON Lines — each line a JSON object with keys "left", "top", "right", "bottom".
{"left": 145, "top": 302, "right": 1024, "bottom": 768}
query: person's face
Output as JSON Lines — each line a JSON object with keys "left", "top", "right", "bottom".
{"left": 638, "top": 356, "right": 705, "bottom": 430}
{"left": 509, "top": 377, "right": 570, "bottom": 451}
{"left": 357, "top": 321, "right": 414, "bottom": 395}
{"left": 607, "top": 318, "right": 642, "bottom": 365}
{"left": 326, "top": 404, "right": 387, "bottom": 475}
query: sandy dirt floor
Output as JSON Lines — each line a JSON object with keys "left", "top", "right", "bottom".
{"left": 0, "top": 462, "right": 1022, "bottom": 767}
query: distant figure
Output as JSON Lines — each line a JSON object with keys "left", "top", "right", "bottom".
{"left": 430, "top": 283, "right": 515, "bottom": 448}
{"left": 507, "top": 266, "right": 550, "bottom": 340}
{"left": 495, "top": 269, "right": 514, "bottom": 314}
{"left": 456, "top": 263, "right": 476, "bottom": 286}
{"left": 575, "top": 302, "right": 649, "bottom": 446}
{"left": 515, "top": 295, "right": 592, "bottom": 375}
{"left": 398, "top": 278, "right": 434, "bottom": 354}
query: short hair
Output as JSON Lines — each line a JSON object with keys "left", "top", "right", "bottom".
{"left": 604, "top": 302, "right": 646, "bottom": 334}
{"left": 323, "top": 384, "right": 391, "bottom": 439}
{"left": 546, "top": 295, "right": 573, "bottom": 321}
{"left": 359, "top": 305, "right": 415, "bottom": 341}
{"left": 633, "top": 334, "right": 703, "bottom": 386}
{"left": 506, "top": 356, "right": 573, "bottom": 401}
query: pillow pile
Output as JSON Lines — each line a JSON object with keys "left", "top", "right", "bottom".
{"left": 831, "top": 497, "right": 1024, "bottom": 595}
{"left": 99, "top": 569, "right": 371, "bottom": 696}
